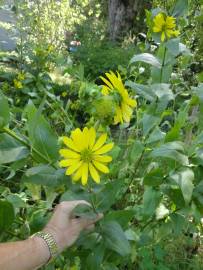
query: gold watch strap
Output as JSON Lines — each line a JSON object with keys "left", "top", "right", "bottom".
{"left": 32, "top": 231, "right": 58, "bottom": 262}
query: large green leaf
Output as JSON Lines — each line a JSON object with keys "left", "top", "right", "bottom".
{"left": 141, "top": 114, "right": 160, "bottom": 137}
{"left": 26, "top": 102, "right": 59, "bottom": 163}
{"left": 170, "top": 168, "right": 194, "bottom": 204}
{"left": 104, "top": 210, "right": 135, "bottom": 228}
{"left": 126, "top": 81, "right": 156, "bottom": 102}
{"left": 0, "top": 133, "right": 29, "bottom": 164}
{"left": 150, "top": 141, "right": 189, "bottom": 165}
{"left": 151, "top": 84, "right": 174, "bottom": 102}
{"left": 0, "top": 92, "right": 10, "bottom": 129}
{"left": 22, "top": 165, "right": 66, "bottom": 187}
{"left": 145, "top": 127, "right": 165, "bottom": 144}
{"left": 96, "top": 179, "right": 123, "bottom": 212}
{"left": 129, "top": 140, "right": 144, "bottom": 163}
{"left": 171, "top": 0, "right": 189, "bottom": 17}
{"left": 144, "top": 168, "right": 164, "bottom": 186}
{"left": 142, "top": 187, "right": 161, "bottom": 218}
{"left": 101, "top": 221, "right": 131, "bottom": 256}
{"left": 130, "top": 53, "right": 161, "bottom": 68}
{"left": 165, "top": 103, "right": 190, "bottom": 142}
{"left": 0, "top": 200, "right": 15, "bottom": 231}
{"left": 86, "top": 244, "right": 105, "bottom": 270}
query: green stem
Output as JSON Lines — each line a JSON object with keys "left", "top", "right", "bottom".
{"left": 160, "top": 45, "right": 167, "bottom": 83}
{"left": 3, "top": 127, "right": 57, "bottom": 169}
{"left": 87, "top": 185, "right": 98, "bottom": 214}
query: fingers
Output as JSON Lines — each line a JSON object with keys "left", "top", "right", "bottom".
{"left": 74, "top": 213, "right": 103, "bottom": 230}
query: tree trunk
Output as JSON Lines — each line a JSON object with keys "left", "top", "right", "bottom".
{"left": 108, "top": 0, "right": 151, "bottom": 41}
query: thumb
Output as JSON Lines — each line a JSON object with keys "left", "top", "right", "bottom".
{"left": 74, "top": 213, "right": 103, "bottom": 230}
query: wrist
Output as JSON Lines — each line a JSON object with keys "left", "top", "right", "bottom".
{"left": 42, "top": 226, "right": 63, "bottom": 252}
{"left": 28, "top": 236, "right": 50, "bottom": 266}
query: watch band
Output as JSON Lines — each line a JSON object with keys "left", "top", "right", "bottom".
{"left": 32, "top": 231, "right": 58, "bottom": 262}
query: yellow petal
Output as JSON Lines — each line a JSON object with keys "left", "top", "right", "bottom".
{"left": 125, "top": 97, "right": 137, "bottom": 108}
{"left": 59, "top": 159, "right": 79, "bottom": 167}
{"left": 94, "top": 143, "right": 114, "bottom": 155}
{"left": 121, "top": 103, "right": 132, "bottom": 123}
{"left": 71, "top": 128, "right": 84, "bottom": 151}
{"left": 92, "top": 160, "right": 109, "bottom": 174}
{"left": 101, "top": 85, "right": 110, "bottom": 95}
{"left": 72, "top": 164, "right": 83, "bottom": 182}
{"left": 92, "top": 133, "right": 107, "bottom": 151}
{"left": 100, "top": 75, "right": 114, "bottom": 90}
{"left": 89, "top": 163, "right": 100, "bottom": 183}
{"left": 62, "top": 136, "right": 80, "bottom": 152}
{"left": 153, "top": 26, "right": 161, "bottom": 33}
{"left": 93, "top": 155, "right": 112, "bottom": 163}
{"left": 82, "top": 127, "right": 89, "bottom": 148}
{"left": 65, "top": 161, "right": 82, "bottom": 175}
{"left": 114, "top": 106, "right": 123, "bottom": 124}
{"left": 59, "top": 149, "right": 80, "bottom": 159}
{"left": 165, "top": 16, "right": 176, "bottom": 28}
{"left": 81, "top": 162, "right": 88, "bottom": 185}
{"left": 89, "top": 127, "right": 96, "bottom": 149}
{"left": 173, "top": 30, "right": 180, "bottom": 37}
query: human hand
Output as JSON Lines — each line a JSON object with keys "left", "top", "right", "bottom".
{"left": 42, "top": 200, "right": 102, "bottom": 253}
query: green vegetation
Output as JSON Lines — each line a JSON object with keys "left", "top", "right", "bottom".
{"left": 0, "top": 0, "right": 203, "bottom": 269}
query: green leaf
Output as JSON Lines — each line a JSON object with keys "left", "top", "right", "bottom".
{"left": 126, "top": 81, "right": 156, "bottom": 102}
{"left": 144, "top": 168, "right": 164, "bottom": 186}
{"left": 0, "top": 134, "right": 29, "bottom": 164}
{"left": 130, "top": 140, "right": 144, "bottom": 163}
{"left": 141, "top": 114, "right": 160, "bottom": 137}
{"left": 130, "top": 53, "right": 161, "bottom": 68}
{"left": 26, "top": 102, "right": 59, "bottom": 163}
{"left": 6, "top": 194, "right": 27, "bottom": 208}
{"left": 60, "top": 189, "right": 89, "bottom": 202}
{"left": 102, "top": 221, "right": 131, "bottom": 256}
{"left": 170, "top": 213, "right": 186, "bottom": 235}
{"left": 0, "top": 200, "right": 15, "bottom": 231}
{"left": 22, "top": 165, "right": 65, "bottom": 187}
{"left": 86, "top": 244, "right": 105, "bottom": 270}
{"left": 192, "top": 84, "right": 203, "bottom": 101}
{"left": 150, "top": 141, "right": 189, "bottom": 165}
{"left": 165, "top": 103, "right": 190, "bottom": 142}
{"left": 142, "top": 187, "right": 161, "bottom": 218}
{"left": 171, "top": 0, "right": 189, "bottom": 17}
{"left": 96, "top": 179, "right": 123, "bottom": 212}
{"left": 151, "top": 84, "right": 174, "bottom": 101}
{"left": 165, "top": 38, "right": 180, "bottom": 56}
{"left": 170, "top": 168, "right": 194, "bottom": 204}
{"left": 104, "top": 210, "right": 135, "bottom": 228}
{"left": 73, "top": 204, "right": 97, "bottom": 219}
{"left": 146, "top": 127, "right": 165, "bottom": 144}
{"left": 0, "top": 92, "right": 10, "bottom": 129}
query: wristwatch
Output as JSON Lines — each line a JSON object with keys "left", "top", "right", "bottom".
{"left": 31, "top": 231, "right": 58, "bottom": 262}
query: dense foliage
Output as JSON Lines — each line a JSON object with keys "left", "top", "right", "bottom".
{"left": 0, "top": 0, "right": 203, "bottom": 269}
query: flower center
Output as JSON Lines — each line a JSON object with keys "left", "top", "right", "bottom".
{"left": 81, "top": 148, "right": 93, "bottom": 163}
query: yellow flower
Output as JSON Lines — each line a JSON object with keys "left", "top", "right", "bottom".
{"left": 100, "top": 71, "right": 136, "bottom": 124}
{"left": 17, "top": 73, "right": 25, "bottom": 81}
{"left": 13, "top": 79, "right": 23, "bottom": 89}
{"left": 61, "top": 91, "right": 67, "bottom": 97}
{"left": 59, "top": 127, "right": 114, "bottom": 185}
{"left": 153, "top": 13, "right": 180, "bottom": 42}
